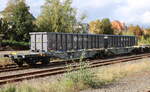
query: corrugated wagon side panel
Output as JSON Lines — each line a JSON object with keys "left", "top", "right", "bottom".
{"left": 43, "top": 34, "right": 48, "bottom": 52}
{"left": 36, "top": 34, "right": 43, "bottom": 51}
{"left": 62, "top": 34, "right": 67, "bottom": 51}
{"left": 56, "top": 34, "right": 62, "bottom": 51}
{"left": 30, "top": 34, "right": 36, "bottom": 51}
{"left": 30, "top": 33, "right": 48, "bottom": 52}
{"left": 83, "top": 34, "right": 88, "bottom": 49}
{"left": 88, "top": 35, "right": 92, "bottom": 49}
{"left": 73, "top": 34, "right": 78, "bottom": 50}
{"left": 67, "top": 34, "right": 73, "bottom": 50}
{"left": 47, "top": 33, "right": 57, "bottom": 51}
{"left": 99, "top": 36, "right": 104, "bottom": 48}
{"left": 78, "top": 35, "right": 83, "bottom": 49}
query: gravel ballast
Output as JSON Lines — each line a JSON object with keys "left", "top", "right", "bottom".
{"left": 81, "top": 71, "right": 150, "bottom": 92}
{"left": 1, "top": 57, "right": 150, "bottom": 92}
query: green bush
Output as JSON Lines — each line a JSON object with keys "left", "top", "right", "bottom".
{"left": 2, "top": 40, "right": 29, "bottom": 50}
{"left": 65, "top": 61, "right": 101, "bottom": 88}
{"left": 138, "top": 36, "right": 150, "bottom": 45}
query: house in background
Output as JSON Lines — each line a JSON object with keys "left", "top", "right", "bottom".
{"left": 74, "top": 23, "right": 89, "bottom": 33}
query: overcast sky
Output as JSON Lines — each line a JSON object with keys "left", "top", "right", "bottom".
{"left": 0, "top": 0, "right": 150, "bottom": 27}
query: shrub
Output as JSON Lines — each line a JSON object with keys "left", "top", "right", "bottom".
{"left": 2, "top": 40, "right": 29, "bottom": 50}
{"left": 138, "top": 36, "right": 150, "bottom": 45}
{"left": 65, "top": 61, "right": 101, "bottom": 88}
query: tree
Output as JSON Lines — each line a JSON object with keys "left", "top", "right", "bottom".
{"left": 89, "top": 18, "right": 114, "bottom": 34}
{"left": 4, "top": 0, "right": 36, "bottom": 41}
{"left": 36, "top": 0, "right": 78, "bottom": 33}
{"left": 76, "top": 14, "right": 87, "bottom": 33}
{"left": 128, "top": 25, "right": 143, "bottom": 37}
{"left": 100, "top": 18, "right": 114, "bottom": 34}
{"left": 1, "top": 0, "right": 23, "bottom": 20}
{"left": 0, "top": 19, "right": 6, "bottom": 34}
{"left": 0, "top": 18, "right": 10, "bottom": 39}
{"left": 89, "top": 20, "right": 102, "bottom": 34}
{"left": 144, "top": 28, "right": 150, "bottom": 36}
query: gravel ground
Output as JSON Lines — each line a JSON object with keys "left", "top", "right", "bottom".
{"left": 81, "top": 62, "right": 150, "bottom": 92}
{"left": 81, "top": 71, "right": 150, "bottom": 92}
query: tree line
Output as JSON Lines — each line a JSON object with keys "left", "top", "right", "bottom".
{"left": 89, "top": 19, "right": 150, "bottom": 44}
{"left": 89, "top": 19, "right": 150, "bottom": 39}
{"left": 0, "top": 0, "right": 86, "bottom": 42}
{"left": 0, "top": 0, "right": 150, "bottom": 44}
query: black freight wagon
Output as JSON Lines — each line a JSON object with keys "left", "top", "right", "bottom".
{"left": 30, "top": 32, "right": 136, "bottom": 52}
{"left": 30, "top": 32, "right": 105, "bottom": 52}
{"left": 4, "top": 32, "right": 137, "bottom": 66}
{"left": 30, "top": 32, "right": 137, "bottom": 55}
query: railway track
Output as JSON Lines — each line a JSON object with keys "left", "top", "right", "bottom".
{"left": 0, "top": 66, "right": 30, "bottom": 73}
{"left": 0, "top": 53, "right": 150, "bottom": 85}
{"left": 0, "top": 60, "right": 78, "bottom": 73}
{"left": 0, "top": 53, "right": 148, "bottom": 73}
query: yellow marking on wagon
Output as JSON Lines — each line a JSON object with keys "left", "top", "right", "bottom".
{"left": 11, "top": 52, "right": 17, "bottom": 55}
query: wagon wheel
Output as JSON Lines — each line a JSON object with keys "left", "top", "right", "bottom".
{"left": 13, "top": 59, "right": 24, "bottom": 67}
{"left": 41, "top": 58, "right": 50, "bottom": 65}
{"left": 26, "top": 60, "right": 37, "bottom": 66}
{"left": 27, "top": 62, "right": 36, "bottom": 66}
{"left": 24, "top": 57, "right": 37, "bottom": 67}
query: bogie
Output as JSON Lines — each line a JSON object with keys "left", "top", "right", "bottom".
{"left": 13, "top": 59, "right": 24, "bottom": 67}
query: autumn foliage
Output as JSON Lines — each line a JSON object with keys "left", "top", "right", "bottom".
{"left": 89, "top": 19, "right": 148, "bottom": 38}
{"left": 111, "top": 21, "right": 126, "bottom": 35}
{"left": 128, "top": 25, "right": 143, "bottom": 37}
{"left": 89, "top": 18, "right": 114, "bottom": 34}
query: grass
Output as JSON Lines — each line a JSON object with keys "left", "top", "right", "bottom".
{"left": 96, "top": 60, "right": 150, "bottom": 85}
{"left": 0, "top": 58, "right": 12, "bottom": 66}
{"left": 2, "top": 40, "right": 29, "bottom": 46}
{"left": 1, "top": 59, "right": 150, "bottom": 92}
{"left": 1, "top": 40, "right": 29, "bottom": 50}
